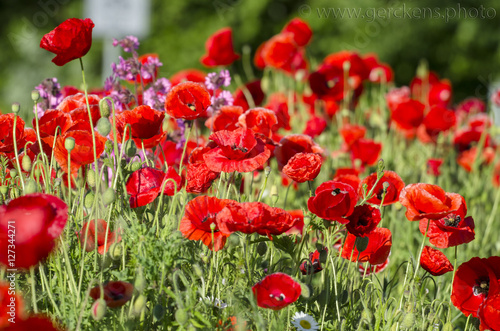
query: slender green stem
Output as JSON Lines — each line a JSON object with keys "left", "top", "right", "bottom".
{"left": 12, "top": 114, "right": 25, "bottom": 190}
{"left": 30, "top": 267, "right": 38, "bottom": 313}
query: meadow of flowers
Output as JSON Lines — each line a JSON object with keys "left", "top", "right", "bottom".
{"left": 0, "top": 16, "right": 500, "bottom": 331}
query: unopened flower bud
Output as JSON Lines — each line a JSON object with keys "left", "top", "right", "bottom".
{"left": 31, "top": 90, "right": 40, "bottom": 102}
{"left": 97, "top": 117, "right": 111, "bottom": 136}
{"left": 257, "top": 242, "right": 267, "bottom": 256}
{"left": 192, "top": 264, "right": 204, "bottom": 279}
{"left": 86, "top": 169, "right": 96, "bottom": 188}
{"left": 131, "top": 161, "right": 141, "bottom": 172}
{"left": 108, "top": 242, "right": 123, "bottom": 261}
{"left": 22, "top": 154, "right": 32, "bottom": 172}
{"left": 102, "top": 188, "right": 115, "bottom": 205}
{"left": 91, "top": 299, "right": 107, "bottom": 321}
{"left": 175, "top": 309, "right": 189, "bottom": 325}
{"left": 124, "top": 140, "right": 136, "bottom": 158}
{"left": 264, "top": 166, "right": 271, "bottom": 176}
{"left": 299, "top": 282, "right": 311, "bottom": 298}
{"left": 355, "top": 236, "right": 369, "bottom": 253}
{"left": 132, "top": 294, "right": 147, "bottom": 316}
{"left": 270, "top": 185, "right": 278, "bottom": 197}
{"left": 24, "top": 180, "right": 37, "bottom": 194}
{"left": 84, "top": 192, "right": 94, "bottom": 209}
{"left": 65, "top": 137, "right": 75, "bottom": 152}
{"left": 0, "top": 186, "right": 8, "bottom": 195}
{"left": 400, "top": 312, "right": 416, "bottom": 329}
{"left": 153, "top": 304, "right": 165, "bottom": 320}
{"left": 9, "top": 169, "right": 17, "bottom": 178}
{"left": 99, "top": 99, "right": 111, "bottom": 118}
{"left": 134, "top": 268, "right": 146, "bottom": 293}
{"left": 11, "top": 103, "right": 20, "bottom": 114}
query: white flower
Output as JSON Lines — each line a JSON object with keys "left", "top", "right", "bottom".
{"left": 291, "top": 312, "right": 319, "bottom": 331}
{"left": 200, "top": 296, "right": 228, "bottom": 309}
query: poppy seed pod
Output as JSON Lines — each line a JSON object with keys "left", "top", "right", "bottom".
{"left": 124, "top": 139, "right": 137, "bottom": 158}
{"left": 86, "top": 169, "right": 96, "bottom": 188}
{"left": 11, "top": 103, "right": 20, "bottom": 114}
{"left": 108, "top": 242, "right": 123, "bottom": 261}
{"left": 102, "top": 188, "right": 115, "bottom": 205}
{"left": 132, "top": 294, "right": 147, "bottom": 316}
{"left": 31, "top": 90, "right": 40, "bottom": 102}
{"left": 22, "top": 154, "right": 32, "bottom": 172}
{"left": 257, "top": 242, "right": 267, "bottom": 256}
{"left": 175, "top": 309, "right": 189, "bottom": 325}
{"left": 24, "top": 180, "right": 37, "bottom": 195}
{"left": 65, "top": 137, "right": 76, "bottom": 152}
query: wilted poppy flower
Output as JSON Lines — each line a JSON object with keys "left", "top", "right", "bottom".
{"left": 427, "top": 158, "right": 443, "bottom": 177}
{"left": 165, "top": 82, "right": 211, "bottom": 120}
{"left": 303, "top": 115, "right": 327, "bottom": 138}
{"left": 0, "top": 193, "right": 68, "bottom": 269}
{"left": 205, "top": 105, "right": 244, "bottom": 132}
{"left": 341, "top": 228, "right": 392, "bottom": 265}
{"left": 78, "top": 219, "right": 121, "bottom": 255}
{"left": 252, "top": 273, "right": 301, "bottom": 310}
{"left": 113, "top": 105, "right": 166, "bottom": 148}
{"left": 90, "top": 281, "right": 134, "bottom": 308}
{"left": 203, "top": 128, "right": 271, "bottom": 173}
{"left": 57, "top": 93, "right": 101, "bottom": 127}
{"left": 4, "top": 315, "right": 65, "bottom": 331}
{"left": 0, "top": 281, "right": 25, "bottom": 328}
{"left": 126, "top": 167, "right": 182, "bottom": 208}
{"left": 420, "top": 246, "right": 453, "bottom": 276}
{"left": 478, "top": 292, "right": 500, "bottom": 331}
{"left": 359, "top": 171, "right": 404, "bottom": 206}
{"left": 340, "top": 124, "right": 366, "bottom": 146}
{"left": 238, "top": 107, "right": 278, "bottom": 138}
{"left": 40, "top": 18, "right": 94, "bottom": 66}
{"left": 419, "top": 216, "right": 475, "bottom": 248}
{"left": 300, "top": 248, "right": 326, "bottom": 275}
{"left": 345, "top": 204, "right": 381, "bottom": 237}
{"left": 233, "top": 80, "right": 265, "bottom": 111}
{"left": 281, "top": 18, "right": 312, "bottom": 47}
{"left": 179, "top": 196, "right": 233, "bottom": 251}
{"left": 282, "top": 152, "right": 322, "bottom": 183}
{"left": 350, "top": 138, "right": 382, "bottom": 167}
{"left": 200, "top": 27, "right": 240, "bottom": 67}
{"left": 391, "top": 99, "right": 425, "bottom": 130}
{"left": 216, "top": 202, "right": 296, "bottom": 238}
{"left": 308, "top": 181, "right": 358, "bottom": 224}
{"left": 451, "top": 256, "right": 500, "bottom": 318}
{"left": 274, "top": 134, "right": 324, "bottom": 170}
{"left": 399, "top": 183, "right": 467, "bottom": 221}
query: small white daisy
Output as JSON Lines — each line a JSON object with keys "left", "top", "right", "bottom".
{"left": 291, "top": 312, "right": 319, "bottom": 331}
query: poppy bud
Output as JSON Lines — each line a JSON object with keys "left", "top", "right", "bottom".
{"left": 84, "top": 192, "right": 94, "bottom": 209}
{"left": 134, "top": 268, "right": 145, "bottom": 293}
{"left": 108, "top": 242, "right": 123, "bottom": 261}
{"left": 97, "top": 117, "right": 111, "bottom": 136}
{"left": 257, "top": 242, "right": 267, "bottom": 256}
{"left": 377, "top": 159, "right": 385, "bottom": 178}
{"left": 299, "top": 281, "right": 311, "bottom": 298}
{"left": 192, "top": 264, "right": 204, "bottom": 279}
{"left": 31, "top": 90, "right": 40, "bottom": 102}
{"left": 0, "top": 186, "right": 8, "bottom": 195}
{"left": 153, "top": 304, "right": 165, "bottom": 320}
{"left": 91, "top": 298, "right": 107, "bottom": 321}
{"left": 124, "top": 140, "right": 137, "bottom": 158}
{"left": 264, "top": 166, "right": 271, "bottom": 176}
{"left": 65, "top": 137, "right": 76, "bottom": 152}
{"left": 34, "top": 168, "right": 41, "bottom": 179}
{"left": 22, "top": 154, "right": 32, "bottom": 172}
{"left": 355, "top": 236, "right": 369, "bottom": 253}
{"left": 99, "top": 99, "right": 111, "bottom": 118}
{"left": 442, "top": 322, "right": 453, "bottom": 331}
{"left": 24, "top": 180, "right": 37, "bottom": 194}
{"left": 131, "top": 161, "right": 141, "bottom": 172}
{"left": 86, "top": 169, "right": 96, "bottom": 188}
{"left": 102, "top": 188, "right": 115, "bottom": 205}
{"left": 132, "top": 294, "right": 147, "bottom": 316}
{"left": 400, "top": 312, "right": 415, "bottom": 329}
{"left": 11, "top": 103, "right": 20, "bottom": 114}
{"left": 416, "top": 59, "right": 429, "bottom": 79}
{"left": 175, "top": 309, "right": 189, "bottom": 325}
{"left": 10, "top": 169, "right": 18, "bottom": 178}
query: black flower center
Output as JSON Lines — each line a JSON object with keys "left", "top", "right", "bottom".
{"left": 187, "top": 103, "right": 196, "bottom": 111}
{"left": 473, "top": 280, "right": 489, "bottom": 296}
{"left": 443, "top": 214, "right": 461, "bottom": 227}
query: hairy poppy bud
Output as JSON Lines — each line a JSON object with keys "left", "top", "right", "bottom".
{"left": 108, "top": 242, "right": 123, "bottom": 261}
{"left": 97, "top": 117, "right": 111, "bottom": 136}
{"left": 91, "top": 298, "right": 107, "bottom": 321}
{"left": 99, "top": 99, "right": 111, "bottom": 118}
{"left": 31, "top": 90, "right": 40, "bottom": 102}
{"left": 124, "top": 140, "right": 136, "bottom": 158}
{"left": 10, "top": 169, "right": 18, "bottom": 178}
{"left": 175, "top": 309, "right": 189, "bottom": 325}
{"left": 257, "top": 242, "right": 267, "bottom": 256}
{"left": 131, "top": 161, "right": 141, "bottom": 172}
{"left": 22, "top": 154, "right": 32, "bottom": 172}
{"left": 0, "top": 186, "right": 8, "bottom": 195}
{"left": 153, "top": 304, "right": 165, "bottom": 320}
{"left": 355, "top": 236, "right": 369, "bottom": 253}
{"left": 86, "top": 169, "right": 96, "bottom": 188}
{"left": 299, "top": 281, "right": 311, "bottom": 298}
{"left": 65, "top": 137, "right": 75, "bottom": 152}
{"left": 102, "top": 188, "right": 115, "bottom": 205}
{"left": 134, "top": 269, "right": 145, "bottom": 293}
{"left": 132, "top": 294, "right": 147, "bottom": 316}
{"left": 11, "top": 103, "right": 20, "bottom": 114}
{"left": 24, "top": 180, "right": 37, "bottom": 194}
{"left": 400, "top": 312, "right": 415, "bottom": 329}
{"left": 192, "top": 264, "right": 204, "bottom": 279}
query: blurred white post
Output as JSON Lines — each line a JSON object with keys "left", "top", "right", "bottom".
{"left": 84, "top": 0, "right": 151, "bottom": 83}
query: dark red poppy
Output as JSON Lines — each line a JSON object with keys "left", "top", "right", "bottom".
{"left": 456, "top": 98, "right": 486, "bottom": 115}
{"left": 420, "top": 246, "right": 453, "bottom": 276}
{"left": 264, "top": 93, "right": 291, "bottom": 131}
{"left": 399, "top": 183, "right": 467, "bottom": 221}
{"left": 78, "top": 219, "right": 121, "bottom": 255}
{"left": 203, "top": 128, "right": 271, "bottom": 173}
{"left": 4, "top": 315, "right": 65, "bottom": 331}
{"left": 341, "top": 228, "right": 392, "bottom": 265}
{"left": 233, "top": 80, "right": 265, "bottom": 111}
{"left": 363, "top": 53, "right": 394, "bottom": 83}
{"left": 308, "top": 65, "right": 345, "bottom": 100}
{"left": 391, "top": 99, "right": 425, "bottom": 130}
{"left": 427, "top": 158, "right": 443, "bottom": 177}
{"left": 386, "top": 86, "right": 411, "bottom": 113}
{"left": 126, "top": 167, "right": 182, "bottom": 208}
{"left": 359, "top": 171, "right": 404, "bottom": 206}
{"left": 0, "top": 193, "right": 68, "bottom": 269}
{"left": 418, "top": 216, "right": 475, "bottom": 248}
{"left": 0, "top": 281, "right": 25, "bottom": 328}
{"left": 90, "top": 281, "right": 134, "bottom": 308}
{"left": 282, "top": 152, "right": 322, "bottom": 183}
{"left": 478, "top": 292, "right": 500, "bottom": 331}
{"left": 252, "top": 273, "right": 301, "bottom": 310}
{"left": 113, "top": 105, "right": 166, "bottom": 148}
{"left": 238, "top": 107, "right": 278, "bottom": 138}
{"left": 345, "top": 204, "right": 381, "bottom": 237}
{"left": 274, "top": 134, "right": 324, "bottom": 170}
{"left": 340, "top": 124, "right": 366, "bottom": 146}
{"left": 56, "top": 93, "right": 101, "bottom": 127}
{"left": 300, "top": 248, "right": 327, "bottom": 275}
{"left": 216, "top": 202, "right": 296, "bottom": 237}
{"left": 423, "top": 105, "right": 456, "bottom": 137}
{"left": 200, "top": 27, "right": 240, "bottom": 67}
{"left": 281, "top": 18, "right": 312, "bottom": 47}
{"left": 308, "top": 181, "right": 358, "bottom": 224}
{"left": 453, "top": 127, "right": 493, "bottom": 152}
{"left": 205, "top": 105, "right": 244, "bottom": 132}
{"left": 165, "top": 82, "right": 211, "bottom": 120}
{"left": 179, "top": 196, "right": 233, "bottom": 251}
{"left": 303, "top": 115, "right": 327, "bottom": 138}
{"left": 350, "top": 138, "right": 382, "bottom": 166}
{"left": 170, "top": 69, "right": 206, "bottom": 86}
{"left": 451, "top": 256, "right": 500, "bottom": 318}
{"left": 40, "top": 18, "right": 94, "bottom": 66}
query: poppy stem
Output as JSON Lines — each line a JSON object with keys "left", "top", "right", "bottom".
{"left": 413, "top": 220, "right": 430, "bottom": 281}
{"left": 12, "top": 114, "right": 25, "bottom": 191}
{"left": 67, "top": 151, "right": 71, "bottom": 210}
{"left": 29, "top": 266, "right": 38, "bottom": 314}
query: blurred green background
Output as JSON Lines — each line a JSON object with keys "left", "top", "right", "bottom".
{"left": 0, "top": 0, "right": 499, "bottom": 120}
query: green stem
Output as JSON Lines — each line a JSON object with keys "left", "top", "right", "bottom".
{"left": 12, "top": 114, "right": 25, "bottom": 190}
{"left": 30, "top": 267, "right": 38, "bottom": 313}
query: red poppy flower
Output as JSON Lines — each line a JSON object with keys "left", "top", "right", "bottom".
{"left": 478, "top": 292, "right": 500, "bottom": 331}
{"left": 300, "top": 248, "right": 327, "bottom": 275}
{"left": 285, "top": 209, "right": 304, "bottom": 236}
{"left": 391, "top": 99, "right": 425, "bottom": 130}
{"left": 333, "top": 174, "right": 361, "bottom": 193}
{"left": 261, "top": 33, "right": 299, "bottom": 70}
{"left": 363, "top": 53, "right": 394, "bottom": 83}
{"left": 423, "top": 105, "right": 456, "bottom": 137}
{"left": 359, "top": 171, "right": 405, "bottom": 206}
{"left": 323, "top": 51, "right": 369, "bottom": 84}
{"left": 78, "top": 219, "right": 121, "bottom": 255}
{"left": 252, "top": 273, "right": 301, "bottom": 310}
{"left": 264, "top": 93, "right": 291, "bottom": 131}
{"left": 274, "top": 134, "right": 324, "bottom": 170}
{"left": 308, "top": 181, "right": 358, "bottom": 224}
{"left": 126, "top": 167, "right": 182, "bottom": 208}
{"left": 399, "top": 183, "right": 467, "bottom": 221}
{"left": 457, "top": 98, "right": 486, "bottom": 115}
{"left": 186, "top": 162, "right": 220, "bottom": 194}
{"left": 282, "top": 152, "right": 322, "bottom": 183}
{"left": 0, "top": 193, "right": 68, "bottom": 269}
{"left": 0, "top": 114, "right": 28, "bottom": 155}
{"left": 303, "top": 115, "right": 327, "bottom": 138}
{"left": 203, "top": 128, "right": 271, "bottom": 173}
{"left": 420, "top": 246, "right": 453, "bottom": 276}
{"left": 179, "top": 196, "right": 233, "bottom": 251}
{"left": 281, "top": 18, "right": 312, "bottom": 47}
{"left": 410, "top": 71, "right": 440, "bottom": 101}
{"left": 457, "top": 147, "right": 495, "bottom": 173}
{"left": 4, "top": 315, "right": 65, "bottom": 331}
{"left": 90, "top": 281, "right": 134, "bottom": 308}
{"left": 358, "top": 257, "right": 389, "bottom": 275}
{"left": 418, "top": 216, "right": 475, "bottom": 248}
{"left": 386, "top": 86, "right": 411, "bottom": 113}
{"left": 154, "top": 139, "right": 199, "bottom": 169}
{"left": 428, "top": 80, "right": 452, "bottom": 107}
{"left": 40, "top": 18, "right": 94, "bottom": 66}
{"left": 451, "top": 256, "right": 500, "bottom": 318}
{"left": 56, "top": 93, "right": 101, "bottom": 127}
{"left": 205, "top": 105, "right": 244, "bottom": 132}
{"left": 341, "top": 228, "right": 392, "bottom": 265}
{"left": 200, "top": 27, "right": 240, "bottom": 67}
{"left": 427, "top": 158, "right": 443, "bottom": 176}
{"left": 170, "top": 69, "right": 206, "bottom": 86}
{"left": 238, "top": 107, "right": 278, "bottom": 138}
{"left": 308, "top": 65, "right": 345, "bottom": 100}
{"left": 0, "top": 281, "right": 25, "bottom": 328}
{"left": 345, "top": 204, "right": 381, "bottom": 237}
{"left": 216, "top": 202, "right": 296, "bottom": 237}
{"left": 233, "top": 80, "right": 265, "bottom": 111}
{"left": 34, "top": 109, "right": 72, "bottom": 138}
{"left": 113, "top": 105, "right": 166, "bottom": 148}
{"left": 135, "top": 53, "right": 159, "bottom": 84}
{"left": 350, "top": 138, "right": 382, "bottom": 166}
{"left": 340, "top": 124, "right": 366, "bottom": 146}
{"left": 165, "top": 82, "right": 211, "bottom": 120}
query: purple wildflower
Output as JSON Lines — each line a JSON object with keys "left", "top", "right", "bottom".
{"left": 33, "top": 78, "right": 63, "bottom": 117}
{"left": 113, "top": 36, "right": 140, "bottom": 54}
{"left": 143, "top": 78, "right": 171, "bottom": 111}
{"left": 208, "top": 90, "right": 234, "bottom": 114}
{"left": 104, "top": 76, "right": 134, "bottom": 111}
{"left": 140, "top": 56, "right": 163, "bottom": 82}
{"left": 205, "top": 70, "right": 231, "bottom": 90}
{"left": 111, "top": 56, "right": 139, "bottom": 81}
{"left": 175, "top": 119, "right": 187, "bottom": 149}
